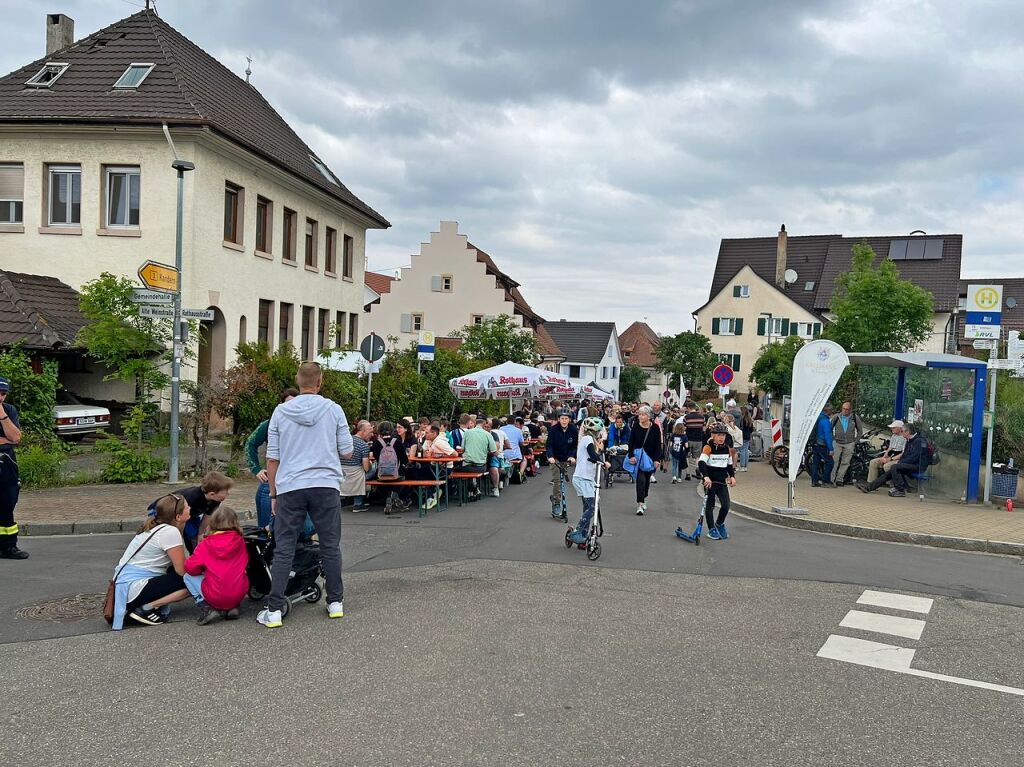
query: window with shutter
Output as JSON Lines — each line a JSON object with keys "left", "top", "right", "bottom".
{"left": 733, "top": 285, "right": 741, "bottom": 297}
{"left": 430, "top": 276, "right": 442, "bottom": 292}
{"left": 813, "top": 322, "right": 822, "bottom": 337}
{"left": 733, "top": 355, "right": 741, "bottom": 372}
{"left": 780, "top": 319, "right": 790, "bottom": 336}
{"left": 757, "top": 317, "right": 766, "bottom": 336}
{"left": 0, "top": 164, "right": 25, "bottom": 225}
{"left": 734, "top": 318, "right": 743, "bottom": 336}
{"left": 400, "top": 313, "right": 412, "bottom": 333}
{"left": 711, "top": 318, "right": 720, "bottom": 335}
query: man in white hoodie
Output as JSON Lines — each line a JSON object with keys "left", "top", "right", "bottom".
{"left": 258, "top": 362, "right": 353, "bottom": 628}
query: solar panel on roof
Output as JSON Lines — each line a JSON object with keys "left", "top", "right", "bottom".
{"left": 888, "top": 240, "right": 908, "bottom": 260}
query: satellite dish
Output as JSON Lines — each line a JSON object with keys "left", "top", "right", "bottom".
{"left": 1008, "top": 297, "right": 1018, "bottom": 309}
{"left": 784, "top": 269, "right": 798, "bottom": 285}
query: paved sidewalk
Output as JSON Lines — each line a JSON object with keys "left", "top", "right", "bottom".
{"left": 732, "top": 461, "right": 1024, "bottom": 555}
{"left": 18, "top": 476, "right": 259, "bottom": 535}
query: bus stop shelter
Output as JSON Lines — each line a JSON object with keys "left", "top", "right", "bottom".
{"left": 847, "top": 352, "right": 988, "bottom": 503}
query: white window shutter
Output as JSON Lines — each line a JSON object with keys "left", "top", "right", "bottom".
{"left": 400, "top": 313, "right": 412, "bottom": 333}
{"left": 430, "top": 275, "right": 442, "bottom": 292}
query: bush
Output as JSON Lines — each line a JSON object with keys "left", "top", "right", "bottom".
{"left": 16, "top": 444, "right": 65, "bottom": 489}
{"left": 0, "top": 347, "right": 59, "bottom": 438}
{"left": 96, "top": 435, "right": 164, "bottom": 484}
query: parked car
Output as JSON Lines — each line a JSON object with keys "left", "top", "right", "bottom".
{"left": 53, "top": 389, "right": 111, "bottom": 439}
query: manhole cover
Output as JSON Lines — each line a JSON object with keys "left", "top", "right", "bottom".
{"left": 17, "top": 593, "right": 106, "bottom": 623}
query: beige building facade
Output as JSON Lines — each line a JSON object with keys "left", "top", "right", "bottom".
{"left": 364, "top": 220, "right": 543, "bottom": 344}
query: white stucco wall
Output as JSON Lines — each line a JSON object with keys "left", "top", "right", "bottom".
{"left": 363, "top": 220, "right": 530, "bottom": 343}
{"left": 0, "top": 125, "right": 375, "bottom": 397}
{"left": 558, "top": 331, "right": 623, "bottom": 398}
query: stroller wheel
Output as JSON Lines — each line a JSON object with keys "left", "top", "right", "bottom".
{"left": 304, "top": 583, "right": 323, "bottom": 604}
{"left": 587, "top": 541, "right": 602, "bottom": 561}
{"left": 280, "top": 600, "right": 291, "bottom": 618}
{"left": 247, "top": 586, "right": 266, "bottom": 601}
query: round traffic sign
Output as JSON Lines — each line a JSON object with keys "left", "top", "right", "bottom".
{"left": 359, "top": 333, "right": 386, "bottom": 363}
{"left": 712, "top": 364, "right": 734, "bottom": 387}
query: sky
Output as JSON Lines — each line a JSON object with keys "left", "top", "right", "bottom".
{"left": 4, "top": 0, "right": 1024, "bottom": 336}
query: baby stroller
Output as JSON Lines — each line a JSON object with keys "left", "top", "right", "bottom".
{"left": 243, "top": 525, "right": 324, "bottom": 617}
{"left": 606, "top": 444, "right": 633, "bottom": 487}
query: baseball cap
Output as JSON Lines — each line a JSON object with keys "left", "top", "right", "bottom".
{"left": 0, "top": 377, "right": 9, "bottom": 392}
{"left": 888, "top": 419, "right": 905, "bottom": 428}
{"left": 726, "top": 399, "right": 736, "bottom": 408}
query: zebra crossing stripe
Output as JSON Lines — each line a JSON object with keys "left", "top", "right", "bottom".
{"left": 856, "top": 590, "right": 933, "bottom": 614}
{"left": 839, "top": 610, "right": 926, "bottom": 640}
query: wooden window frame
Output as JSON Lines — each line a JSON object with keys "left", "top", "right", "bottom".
{"left": 223, "top": 181, "right": 244, "bottom": 246}
{"left": 304, "top": 217, "right": 318, "bottom": 270}
{"left": 255, "top": 196, "right": 273, "bottom": 256}
{"left": 342, "top": 234, "right": 354, "bottom": 279}
{"left": 324, "top": 226, "right": 338, "bottom": 275}
{"left": 282, "top": 208, "right": 297, "bottom": 262}
{"left": 279, "top": 302, "right": 293, "bottom": 348}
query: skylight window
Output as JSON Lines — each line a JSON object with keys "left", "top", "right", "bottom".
{"left": 804, "top": 281, "right": 816, "bottom": 291}
{"left": 25, "top": 62, "right": 69, "bottom": 88}
{"left": 113, "top": 63, "right": 155, "bottom": 89}
{"left": 310, "top": 155, "right": 340, "bottom": 186}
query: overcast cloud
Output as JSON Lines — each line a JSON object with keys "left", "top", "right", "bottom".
{"left": 4, "top": 0, "right": 1024, "bottom": 335}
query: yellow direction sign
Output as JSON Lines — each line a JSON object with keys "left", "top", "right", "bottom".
{"left": 137, "top": 260, "right": 179, "bottom": 293}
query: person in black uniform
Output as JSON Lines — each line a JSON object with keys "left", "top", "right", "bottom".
{"left": 0, "top": 377, "right": 27, "bottom": 560}
{"left": 696, "top": 423, "right": 737, "bottom": 541}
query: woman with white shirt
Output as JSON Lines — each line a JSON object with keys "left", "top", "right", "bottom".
{"left": 110, "top": 494, "right": 192, "bottom": 629}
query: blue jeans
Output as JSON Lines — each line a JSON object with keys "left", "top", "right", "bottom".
{"left": 575, "top": 496, "right": 596, "bottom": 536}
{"left": 183, "top": 572, "right": 204, "bottom": 603}
{"left": 739, "top": 440, "right": 750, "bottom": 468}
{"left": 671, "top": 455, "right": 686, "bottom": 478}
{"left": 809, "top": 444, "right": 834, "bottom": 485}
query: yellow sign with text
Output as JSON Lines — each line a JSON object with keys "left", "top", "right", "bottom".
{"left": 137, "top": 261, "right": 179, "bottom": 293}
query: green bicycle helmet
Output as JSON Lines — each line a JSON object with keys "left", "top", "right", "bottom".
{"left": 582, "top": 416, "right": 605, "bottom": 434}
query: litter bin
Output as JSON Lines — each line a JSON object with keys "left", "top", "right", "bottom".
{"left": 991, "top": 466, "right": 1019, "bottom": 498}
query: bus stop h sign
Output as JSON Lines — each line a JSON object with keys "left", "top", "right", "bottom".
{"left": 713, "top": 364, "right": 734, "bottom": 387}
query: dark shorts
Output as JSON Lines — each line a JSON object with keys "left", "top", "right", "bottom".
{"left": 463, "top": 463, "right": 486, "bottom": 472}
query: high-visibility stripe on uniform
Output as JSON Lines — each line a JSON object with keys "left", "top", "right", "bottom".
{"left": 0, "top": 524, "right": 18, "bottom": 535}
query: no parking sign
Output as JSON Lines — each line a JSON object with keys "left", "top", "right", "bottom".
{"left": 712, "top": 364, "right": 734, "bottom": 387}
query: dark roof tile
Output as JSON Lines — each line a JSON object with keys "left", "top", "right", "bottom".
{"left": 542, "top": 321, "right": 617, "bottom": 365}
{"left": 0, "top": 271, "right": 86, "bottom": 349}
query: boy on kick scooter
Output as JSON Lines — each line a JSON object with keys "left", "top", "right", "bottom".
{"left": 566, "top": 417, "right": 610, "bottom": 549}
{"left": 695, "top": 423, "right": 737, "bottom": 540}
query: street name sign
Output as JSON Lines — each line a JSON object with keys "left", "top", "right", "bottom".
{"left": 181, "top": 308, "right": 215, "bottom": 321}
{"left": 139, "top": 305, "right": 174, "bottom": 319}
{"left": 131, "top": 288, "right": 173, "bottom": 305}
{"left": 137, "top": 260, "right": 179, "bottom": 293}
{"left": 973, "top": 338, "right": 996, "bottom": 350}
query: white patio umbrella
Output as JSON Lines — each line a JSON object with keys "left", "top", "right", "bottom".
{"left": 448, "top": 361, "right": 571, "bottom": 401}
{"left": 578, "top": 382, "right": 614, "bottom": 401}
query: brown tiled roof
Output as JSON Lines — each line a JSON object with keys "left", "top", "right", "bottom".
{"left": 0, "top": 10, "right": 389, "bottom": 228}
{"left": 543, "top": 321, "right": 617, "bottom": 364}
{"left": 535, "top": 323, "right": 564, "bottom": 359}
{"left": 466, "top": 241, "right": 544, "bottom": 327}
{"left": 701, "top": 233, "right": 963, "bottom": 315}
{"left": 0, "top": 271, "right": 86, "bottom": 349}
{"left": 618, "top": 321, "right": 659, "bottom": 367}
{"left": 364, "top": 272, "right": 395, "bottom": 296}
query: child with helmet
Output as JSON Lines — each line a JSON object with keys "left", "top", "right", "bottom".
{"left": 567, "top": 416, "right": 611, "bottom": 546}
{"left": 695, "top": 422, "right": 737, "bottom": 540}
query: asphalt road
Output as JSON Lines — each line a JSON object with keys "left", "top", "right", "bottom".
{"left": 3, "top": 472, "right": 1022, "bottom": 766}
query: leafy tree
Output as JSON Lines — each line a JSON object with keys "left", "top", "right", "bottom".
{"left": 619, "top": 364, "right": 649, "bottom": 402}
{"left": 750, "top": 336, "right": 805, "bottom": 396}
{"left": 452, "top": 314, "right": 537, "bottom": 365}
{"left": 0, "top": 347, "right": 59, "bottom": 439}
{"left": 825, "top": 241, "right": 935, "bottom": 352}
{"left": 76, "top": 272, "right": 193, "bottom": 399}
{"left": 655, "top": 331, "right": 717, "bottom": 391}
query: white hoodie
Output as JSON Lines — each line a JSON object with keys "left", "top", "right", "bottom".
{"left": 266, "top": 394, "right": 353, "bottom": 495}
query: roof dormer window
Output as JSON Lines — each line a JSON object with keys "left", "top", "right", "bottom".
{"left": 25, "top": 62, "right": 69, "bottom": 88}
{"left": 310, "top": 155, "right": 340, "bottom": 186}
{"left": 113, "top": 63, "right": 155, "bottom": 89}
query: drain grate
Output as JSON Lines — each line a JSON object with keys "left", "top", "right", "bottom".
{"left": 17, "top": 593, "right": 106, "bottom": 623}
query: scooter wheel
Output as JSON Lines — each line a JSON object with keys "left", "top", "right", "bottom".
{"left": 280, "top": 600, "right": 291, "bottom": 618}
{"left": 694, "top": 535, "right": 701, "bottom": 546}
{"left": 304, "top": 583, "right": 323, "bottom": 604}
{"left": 587, "top": 542, "right": 602, "bottom": 561}
{"left": 564, "top": 529, "right": 574, "bottom": 548}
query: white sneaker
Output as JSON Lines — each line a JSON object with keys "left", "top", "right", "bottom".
{"left": 651, "top": 476, "right": 658, "bottom": 484}
{"left": 490, "top": 488, "right": 500, "bottom": 498}
{"left": 256, "top": 608, "right": 282, "bottom": 628}
{"left": 636, "top": 505, "right": 645, "bottom": 516}
{"left": 327, "top": 601, "right": 344, "bottom": 619}
{"left": 425, "top": 496, "right": 438, "bottom": 510}
{"left": 671, "top": 477, "right": 678, "bottom": 484}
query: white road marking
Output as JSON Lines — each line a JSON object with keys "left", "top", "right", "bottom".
{"left": 839, "top": 610, "right": 927, "bottom": 640}
{"left": 818, "top": 635, "right": 1024, "bottom": 698}
{"left": 857, "top": 590, "right": 933, "bottom": 614}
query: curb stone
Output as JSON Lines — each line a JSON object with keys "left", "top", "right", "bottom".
{"left": 731, "top": 501, "right": 1024, "bottom": 558}
{"left": 21, "top": 509, "right": 257, "bottom": 537}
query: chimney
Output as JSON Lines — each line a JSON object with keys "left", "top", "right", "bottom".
{"left": 46, "top": 14, "right": 74, "bottom": 57}
{"left": 775, "top": 223, "right": 788, "bottom": 288}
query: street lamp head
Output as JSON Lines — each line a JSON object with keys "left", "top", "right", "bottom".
{"left": 171, "top": 159, "right": 195, "bottom": 172}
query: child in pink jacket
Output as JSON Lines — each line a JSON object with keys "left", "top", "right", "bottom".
{"left": 184, "top": 506, "right": 249, "bottom": 625}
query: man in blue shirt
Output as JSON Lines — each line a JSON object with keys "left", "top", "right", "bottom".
{"left": 500, "top": 417, "right": 528, "bottom": 480}
{"left": 809, "top": 405, "right": 835, "bottom": 488}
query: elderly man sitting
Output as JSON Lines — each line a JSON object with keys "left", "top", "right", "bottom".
{"left": 866, "top": 420, "right": 906, "bottom": 485}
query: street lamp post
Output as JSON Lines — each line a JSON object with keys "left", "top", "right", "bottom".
{"left": 167, "top": 158, "right": 195, "bottom": 484}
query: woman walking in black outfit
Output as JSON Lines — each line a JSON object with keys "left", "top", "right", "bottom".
{"left": 628, "top": 406, "right": 664, "bottom": 516}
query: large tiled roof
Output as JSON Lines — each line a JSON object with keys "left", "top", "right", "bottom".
{"left": 618, "top": 321, "right": 659, "bottom": 368}
{"left": 0, "top": 10, "right": 389, "bottom": 227}
{"left": 702, "top": 233, "right": 963, "bottom": 315}
{"left": 0, "top": 271, "right": 86, "bottom": 349}
{"left": 466, "top": 241, "right": 544, "bottom": 327}
{"left": 535, "top": 323, "right": 564, "bottom": 359}
{"left": 543, "top": 321, "right": 617, "bottom": 364}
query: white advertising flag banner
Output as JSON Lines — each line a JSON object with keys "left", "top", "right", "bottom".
{"left": 788, "top": 340, "right": 849, "bottom": 483}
